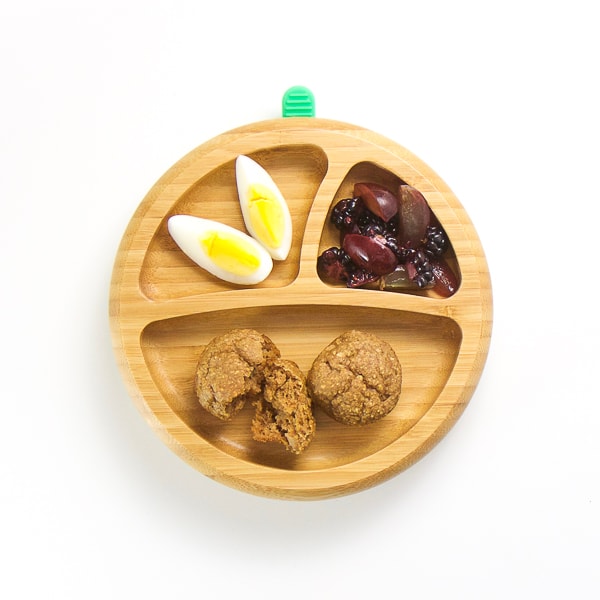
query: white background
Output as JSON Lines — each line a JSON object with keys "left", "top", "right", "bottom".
{"left": 2, "top": 1, "right": 598, "bottom": 598}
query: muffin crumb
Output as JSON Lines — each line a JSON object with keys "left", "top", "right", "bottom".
{"left": 252, "top": 358, "right": 316, "bottom": 454}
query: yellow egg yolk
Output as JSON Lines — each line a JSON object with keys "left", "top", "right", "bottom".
{"left": 247, "top": 183, "right": 284, "bottom": 249}
{"left": 200, "top": 230, "right": 261, "bottom": 276}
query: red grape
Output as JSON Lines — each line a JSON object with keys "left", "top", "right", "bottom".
{"left": 343, "top": 233, "right": 398, "bottom": 276}
{"left": 353, "top": 183, "right": 399, "bottom": 223}
{"left": 398, "top": 185, "right": 431, "bottom": 247}
{"left": 430, "top": 257, "right": 459, "bottom": 297}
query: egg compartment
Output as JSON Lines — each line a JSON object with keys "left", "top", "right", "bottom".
{"left": 140, "top": 143, "right": 328, "bottom": 301}
{"left": 317, "top": 161, "right": 462, "bottom": 298}
{"left": 141, "top": 304, "right": 462, "bottom": 471}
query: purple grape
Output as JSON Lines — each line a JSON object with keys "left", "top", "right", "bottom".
{"left": 430, "top": 257, "right": 459, "bottom": 297}
{"left": 342, "top": 233, "right": 398, "bottom": 276}
{"left": 353, "top": 182, "right": 399, "bottom": 223}
{"left": 397, "top": 185, "right": 431, "bottom": 248}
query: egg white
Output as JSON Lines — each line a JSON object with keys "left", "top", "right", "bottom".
{"left": 167, "top": 214, "right": 273, "bottom": 285}
{"left": 235, "top": 155, "right": 292, "bottom": 261}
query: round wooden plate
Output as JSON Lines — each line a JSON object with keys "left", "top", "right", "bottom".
{"left": 109, "top": 117, "right": 492, "bottom": 500}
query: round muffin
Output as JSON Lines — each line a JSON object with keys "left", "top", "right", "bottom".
{"left": 251, "top": 358, "right": 316, "bottom": 454}
{"left": 307, "top": 330, "right": 402, "bottom": 425}
{"left": 195, "top": 328, "right": 280, "bottom": 420}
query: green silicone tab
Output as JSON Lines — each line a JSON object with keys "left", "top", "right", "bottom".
{"left": 282, "top": 86, "right": 315, "bottom": 118}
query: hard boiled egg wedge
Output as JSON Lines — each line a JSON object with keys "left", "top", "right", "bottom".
{"left": 235, "top": 155, "right": 292, "bottom": 261}
{"left": 167, "top": 215, "right": 273, "bottom": 285}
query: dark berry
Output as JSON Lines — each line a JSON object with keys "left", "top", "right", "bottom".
{"left": 317, "top": 247, "right": 355, "bottom": 283}
{"left": 360, "top": 221, "right": 385, "bottom": 238}
{"left": 357, "top": 217, "right": 381, "bottom": 240}
{"left": 405, "top": 249, "right": 435, "bottom": 288}
{"left": 383, "top": 235, "right": 400, "bottom": 257}
{"left": 331, "top": 197, "right": 362, "bottom": 230}
{"left": 424, "top": 225, "right": 448, "bottom": 257}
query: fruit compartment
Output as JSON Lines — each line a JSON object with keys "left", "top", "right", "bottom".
{"left": 317, "top": 161, "right": 461, "bottom": 298}
{"left": 140, "top": 144, "right": 328, "bottom": 301}
{"left": 141, "top": 304, "right": 462, "bottom": 471}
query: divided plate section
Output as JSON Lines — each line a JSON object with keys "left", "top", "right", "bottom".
{"left": 140, "top": 144, "right": 328, "bottom": 300}
{"left": 317, "top": 161, "right": 461, "bottom": 297}
{"left": 141, "top": 304, "right": 462, "bottom": 471}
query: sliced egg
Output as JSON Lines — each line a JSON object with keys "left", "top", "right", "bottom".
{"left": 235, "top": 155, "right": 292, "bottom": 261}
{"left": 167, "top": 215, "right": 273, "bottom": 285}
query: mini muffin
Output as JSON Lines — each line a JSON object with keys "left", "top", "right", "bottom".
{"left": 195, "top": 328, "right": 280, "bottom": 420}
{"left": 251, "top": 358, "right": 316, "bottom": 454}
{"left": 307, "top": 330, "right": 402, "bottom": 425}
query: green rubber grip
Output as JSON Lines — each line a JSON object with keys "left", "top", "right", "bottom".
{"left": 282, "top": 86, "right": 315, "bottom": 118}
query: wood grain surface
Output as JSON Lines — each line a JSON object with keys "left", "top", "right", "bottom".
{"left": 109, "top": 118, "right": 493, "bottom": 500}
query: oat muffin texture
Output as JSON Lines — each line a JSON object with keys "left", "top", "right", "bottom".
{"left": 251, "top": 358, "right": 316, "bottom": 454}
{"left": 307, "top": 330, "right": 402, "bottom": 425}
{"left": 195, "top": 328, "right": 280, "bottom": 420}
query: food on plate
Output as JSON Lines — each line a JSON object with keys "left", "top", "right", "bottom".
{"left": 235, "top": 154, "right": 292, "bottom": 261}
{"left": 397, "top": 184, "right": 431, "bottom": 248}
{"left": 251, "top": 358, "right": 316, "bottom": 454}
{"left": 430, "top": 256, "right": 460, "bottom": 298}
{"left": 167, "top": 154, "right": 294, "bottom": 285}
{"left": 194, "top": 326, "right": 404, "bottom": 451}
{"left": 168, "top": 214, "right": 273, "bottom": 285}
{"left": 317, "top": 182, "right": 457, "bottom": 296}
{"left": 342, "top": 233, "right": 398, "bottom": 276}
{"left": 195, "top": 329, "right": 280, "bottom": 420}
{"left": 195, "top": 329, "right": 316, "bottom": 454}
{"left": 307, "top": 330, "right": 402, "bottom": 425}
{"left": 352, "top": 182, "right": 398, "bottom": 223}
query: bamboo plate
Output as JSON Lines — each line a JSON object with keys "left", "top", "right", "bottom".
{"left": 109, "top": 117, "right": 492, "bottom": 500}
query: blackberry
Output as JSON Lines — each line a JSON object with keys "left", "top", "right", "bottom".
{"left": 357, "top": 212, "right": 386, "bottom": 235}
{"left": 357, "top": 212, "right": 398, "bottom": 237}
{"left": 316, "top": 245, "right": 382, "bottom": 289}
{"left": 396, "top": 245, "right": 415, "bottom": 262}
{"left": 331, "top": 197, "right": 362, "bottom": 230}
{"left": 317, "top": 247, "right": 355, "bottom": 283}
{"left": 383, "top": 234, "right": 400, "bottom": 258}
{"left": 406, "top": 249, "right": 435, "bottom": 288}
{"left": 424, "top": 225, "right": 448, "bottom": 257}
{"left": 360, "top": 220, "right": 385, "bottom": 238}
